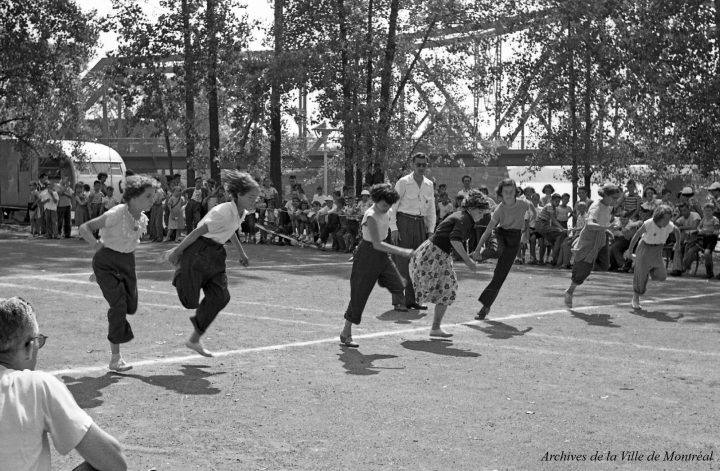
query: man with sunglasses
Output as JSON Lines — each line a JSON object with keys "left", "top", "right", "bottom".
{"left": 0, "top": 297, "right": 127, "bottom": 471}
{"left": 389, "top": 153, "right": 436, "bottom": 311}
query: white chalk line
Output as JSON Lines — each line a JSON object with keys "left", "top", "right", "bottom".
{"left": 44, "top": 291, "right": 720, "bottom": 377}
{"left": 0, "top": 282, "right": 337, "bottom": 328}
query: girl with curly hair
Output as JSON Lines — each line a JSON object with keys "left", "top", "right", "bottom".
{"left": 79, "top": 175, "right": 158, "bottom": 372}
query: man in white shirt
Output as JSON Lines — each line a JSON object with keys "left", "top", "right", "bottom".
{"left": 0, "top": 297, "right": 127, "bottom": 471}
{"left": 457, "top": 175, "right": 473, "bottom": 204}
{"left": 312, "top": 186, "right": 326, "bottom": 205}
{"left": 389, "top": 153, "right": 436, "bottom": 311}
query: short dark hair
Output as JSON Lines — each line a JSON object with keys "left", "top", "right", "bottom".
{"left": 289, "top": 175, "right": 297, "bottom": 180}
{"left": 438, "top": 183, "right": 447, "bottom": 189}
{"left": 412, "top": 152, "right": 428, "bottom": 162}
{"left": 542, "top": 184, "right": 555, "bottom": 194}
{"left": 370, "top": 183, "right": 400, "bottom": 205}
{"left": 643, "top": 186, "right": 657, "bottom": 197}
{"left": 122, "top": 175, "right": 157, "bottom": 202}
{"left": 0, "top": 297, "right": 36, "bottom": 352}
{"left": 106, "top": 186, "right": 114, "bottom": 193}
{"left": 561, "top": 193, "right": 570, "bottom": 199}
{"left": 496, "top": 178, "right": 518, "bottom": 198}
{"left": 461, "top": 175, "right": 471, "bottom": 183}
{"left": 39, "top": 173, "right": 47, "bottom": 179}
{"left": 97, "top": 172, "right": 108, "bottom": 180}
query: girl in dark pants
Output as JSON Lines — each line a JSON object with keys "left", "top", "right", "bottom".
{"left": 79, "top": 175, "right": 157, "bottom": 372}
{"left": 340, "top": 184, "right": 414, "bottom": 348}
{"left": 472, "top": 179, "right": 536, "bottom": 320}
{"left": 167, "top": 171, "right": 259, "bottom": 357}
{"left": 564, "top": 183, "right": 622, "bottom": 308}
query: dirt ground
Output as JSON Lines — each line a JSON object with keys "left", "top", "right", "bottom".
{"left": 0, "top": 233, "right": 718, "bottom": 471}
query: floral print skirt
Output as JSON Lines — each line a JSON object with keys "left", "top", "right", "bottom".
{"left": 409, "top": 239, "right": 457, "bottom": 306}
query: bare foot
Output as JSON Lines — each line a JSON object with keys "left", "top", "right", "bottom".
{"left": 564, "top": 291, "right": 573, "bottom": 309}
{"left": 185, "top": 340, "right": 214, "bottom": 357}
{"left": 429, "top": 329, "right": 453, "bottom": 338}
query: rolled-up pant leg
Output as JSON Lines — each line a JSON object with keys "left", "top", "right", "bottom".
{"left": 93, "top": 248, "right": 137, "bottom": 344}
{"left": 191, "top": 272, "right": 230, "bottom": 334}
{"left": 479, "top": 229, "right": 521, "bottom": 308}
{"left": 344, "top": 243, "right": 404, "bottom": 325}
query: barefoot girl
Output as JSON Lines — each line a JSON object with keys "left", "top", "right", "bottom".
{"left": 563, "top": 183, "right": 622, "bottom": 308}
{"left": 340, "top": 183, "right": 414, "bottom": 347}
{"left": 471, "top": 179, "right": 537, "bottom": 320}
{"left": 624, "top": 205, "right": 680, "bottom": 309}
{"left": 167, "top": 171, "right": 258, "bottom": 357}
{"left": 410, "top": 191, "right": 488, "bottom": 337}
{"left": 79, "top": 175, "right": 157, "bottom": 372}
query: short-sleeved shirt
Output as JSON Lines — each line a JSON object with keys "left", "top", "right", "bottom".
{"left": 622, "top": 193, "right": 642, "bottom": 212}
{"left": 431, "top": 210, "right": 475, "bottom": 254}
{"left": 491, "top": 199, "right": 534, "bottom": 230}
{"left": 586, "top": 201, "right": 613, "bottom": 228}
{"left": 199, "top": 201, "right": 247, "bottom": 244}
{"left": 39, "top": 189, "right": 58, "bottom": 211}
{"left": 698, "top": 215, "right": 720, "bottom": 235}
{"left": 100, "top": 204, "right": 148, "bottom": 253}
{"left": 641, "top": 219, "right": 676, "bottom": 245}
{"left": 675, "top": 212, "right": 701, "bottom": 237}
{"left": 0, "top": 366, "right": 94, "bottom": 471}
{"left": 536, "top": 203, "right": 557, "bottom": 223}
{"left": 361, "top": 205, "right": 390, "bottom": 242}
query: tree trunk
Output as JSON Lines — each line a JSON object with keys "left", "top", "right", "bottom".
{"left": 207, "top": 0, "right": 221, "bottom": 182}
{"left": 163, "top": 119, "right": 174, "bottom": 175}
{"left": 374, "top": 0, "right": 400, "bottom": 184}
{"left": 568, "top": 20, "right": 578, "bottom": 205}
{"left": 337, "top": 0, "right": 354, "bottom": 190}
{"left": 181, "top": 0, "right": 196, "bottom": 185}
{"left": 583, "top": 40, "right": 592, "bottom": 193}
{"left": 270, "top": 0, "right": 284, "bottom": 199}
{"left": 364, "top": 0, "right": 374, "bottom": 185}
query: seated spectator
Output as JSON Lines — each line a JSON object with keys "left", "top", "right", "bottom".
{"left": 296, "top": 200, "right": 311, "bottom": 241}
{"left": 312, "top": 186, "right": 326, "bottom": 205}
{"left": 609, "top": 208, "right": 646, "bottom": 272}
{"left": 670, "top": 202, "right": 702, "bottom": 276}
{"left": 677, "top": 187, "right": 704, "bottom": 215}
{"left": 708, "top": 182, "right": 720, "bottom": 219}
{"left": 357, "top": 189, "right": 373, "bottom": 214}
{"left": 0, "top": 297, "right": 127, "bottom": 471}
{"left": 620, "top": 179, "right": 642, "bottom": 219}
{"left": 307, "top": 201, "right": 322, "bottom": 242}
{"left": 641, "top": 186, "right": 661, "bottom": 213}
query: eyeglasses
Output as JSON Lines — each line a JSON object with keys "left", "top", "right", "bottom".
{"left": 415, "top": 162, "right": 428, "bottom": 168}
{"left": 27, "top": 334, "right": 48, "bottom": 349}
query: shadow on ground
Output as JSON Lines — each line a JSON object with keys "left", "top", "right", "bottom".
{"left": 63, "top": 364, "right": 223, "bottom": 408}
{"left": 376, "top": 309, "right": 427, "bottom": 324}
{"left": 401, "top": 339, "right": 480, "bottom": 357}
{"left": 569, "top": 310, "right": 621, "bottom": 328}
{"left": 337, "top": 347, "right": 401, "bottom": 375}
{"left": 465, "top": 321, "right": 533, "bottom": 339}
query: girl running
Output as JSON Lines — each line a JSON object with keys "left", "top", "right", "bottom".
{"left": 564, "top": 183, "right": 622, "bottom": 308}
{"left": 167, "top": 171, "right": 259, "bottom": 357}
{"left": 340, "top": 184, "right": 414, "bottom": 347}
{"left": 624, "top": 205, "right": 680, "bottom": 309}
{"left": 410, "top": 191, "right": 487, "bottom": 337}
{"left": 472, "top": 179, "right": 537, "bottom": 320}
{"left": 79, "top": 175, "right": 157, "bottom": 372}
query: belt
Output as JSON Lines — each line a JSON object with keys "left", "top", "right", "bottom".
{"left": 641, "top": 241, "right": 663, "bottom": 247}
{"left": 398, "top": 212, "right": 424, "bottom": 220}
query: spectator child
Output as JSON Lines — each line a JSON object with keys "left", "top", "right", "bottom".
{"left": 557, "top": 193, "right": 573, "bottom": 229}
{"left": 165, "top": 187, "right": 186, "bottom": 242}
{"left": 539, "top": 184, "right": 555, "bottom": 206}
{"left": 39, "top": 183, "right": 59, "bottom": 239}
{"left": 437, "top": 193, "right": 455, "bottom": 221}
{"left": 670, "top": 202, "right": 702, "bottom": 276}
{"left": 88, "top": 181, "right": 104, "bottom": 219}
{"left": 74, "top": 183, "right": 90, "bottom": 235}
{"left": 103, "top": 187, "right": 117, "bottom": 212}
{"left": 621, "top": 179, "right": 642, "bottom": 219}
{"left": 696, "top": 202, "right": 720, "bottom": 278}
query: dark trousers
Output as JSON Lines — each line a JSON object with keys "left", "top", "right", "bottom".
{"left": 92, "top": 248, "right": 137, "bottom": 344}
{"left": 392, "top": 212, "right": 427, "bottom": 306}
{"left": 609, "top": 237, "right": 631, "bottom": 269}
{"left": 43, "top": 210, "right": 58, "bottom": 238}
{"left": 479, "top": 228, "right": 521, "bottom": 308}
{"left": 57, "top": 206, "right": 72, "bottom": 237}
{"left": 173, "top": 237, "right": 231, "bottom": 334}
{"left": 185, "top": 200, "right": 202, "bottom": 234}
{"left": 344, "top": 241, "right": 406, "bottom": 325}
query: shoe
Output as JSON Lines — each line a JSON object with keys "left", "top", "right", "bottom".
{"left": 669, "top": 270, "right": 682, "bottom": 277}
{"left": 108, "top": 356, "right": 132, "bottom": 372}
{"left": 185, "top": 340, "right": 214, "bottom": 357}
{"left": 393, "top": 304, "right": 409, "bottom": 312}
{"left": 564, "top": 292, "right": 573, "bottom": 308}
{"left": 475, "top": 305, "right": 490, "bottom": 320}
{"left": 407, "top": 303, "right": 428, "bottom": 311}
{"left": 429, "top": 329, "right": 453, "bottom": 338}
{"left": 339, "top": 335, "right": 359, "bottom": 347}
